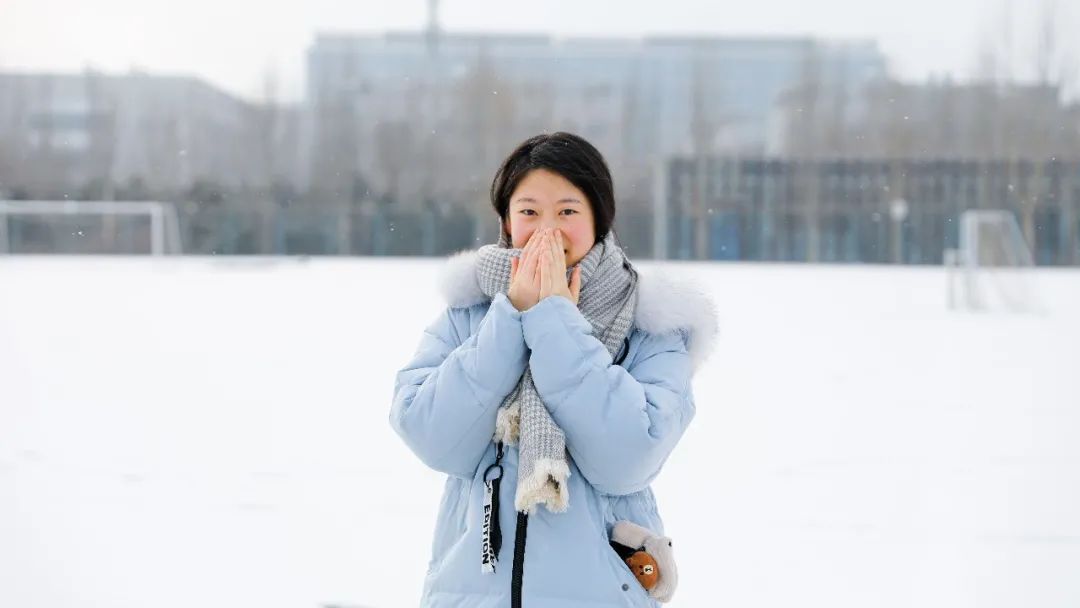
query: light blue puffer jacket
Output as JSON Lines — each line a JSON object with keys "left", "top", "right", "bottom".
{"left": 390, "top": 252, "right": 717, "bottom": 608}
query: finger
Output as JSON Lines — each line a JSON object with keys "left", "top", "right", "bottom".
{"left": 515, "top": 233, "right": 533, "bottom": 267}
{"left": 535, "top": 229, "right": 550, "bottom": 253}
{"left": 526, "top": 240, "right": 542, "bottom": 285}
{"left": 510, "top": 256, "right": 518, "bottom": 281}
{"left": 538, "top": 232, "right": 553, "bottom": 277}
{"left": 521, "top": 234, "right": 539, "bottom": 275}
{"left": 536, "top": 248, "right": 545, "bottom": 293}
{"left": 548, "top": 230, "right": 564, "bottom": 270}
{"left": 570, "top": 266, "right": 581, "bottom": 302}
{"left": 539, "top": 248, "right": 552, "bottom": 295}
{"left": 531, "top": 228, "right": 549, "bottom": 255}
{"left": 532, "top": 252, "right": 542, "bottom": 288}
{"left": 526, "top": 228, "right": 545, "bottom": 251}
{"left": 529, "top": 231, "right": 546, "bottom": 272}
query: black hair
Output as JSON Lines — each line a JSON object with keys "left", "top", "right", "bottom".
{"left": 490, "top": 132, "right": 615, "bottom": 243}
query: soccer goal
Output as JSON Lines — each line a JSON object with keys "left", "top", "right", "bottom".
{"left": 0, "top": 200, "right": 183, "bottom": 255}
{"left": 945, "top": 210, "right": 1037, "bottom": 313}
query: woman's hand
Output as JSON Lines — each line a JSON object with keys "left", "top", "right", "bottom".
{"left": 539, "top": 228, "right": 582, "bottom": 306}
{"left": 508, "top": 229, "right": 544, "bottom": 312}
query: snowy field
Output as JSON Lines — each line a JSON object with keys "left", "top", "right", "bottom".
{"left": 1, "top": 256, "right": 1078, "bottom": 608}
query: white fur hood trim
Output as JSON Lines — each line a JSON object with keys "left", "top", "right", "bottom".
{"left": 437, "top": 249, "right": 719, "bottom": 370}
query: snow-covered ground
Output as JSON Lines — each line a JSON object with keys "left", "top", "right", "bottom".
{"left": 1, "top": 256, "right": 1078, "bottom": 608}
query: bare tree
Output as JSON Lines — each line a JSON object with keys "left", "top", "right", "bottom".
{"left": 455, "top": 48, "right": 518, "bottom": 242}
{"left": 1017, "top": 0, "right": 1057, "bottom": 252}
{"left": 309, "top": 91, "right": 360, "bottom": 204}
{"left": 786, "top": 42, "right": 826, "bottom": 262}
{"left": 374, "top": 120, "right": 416, "bottom": 204}
{"left": 253, "top": 65, "right": 282, "bottom": 250}
{"left": 1035, "top": 0, "right": 1080, "bottom": 262}
{"left": 688, "top": 46, "right": 719, "bottom": 261}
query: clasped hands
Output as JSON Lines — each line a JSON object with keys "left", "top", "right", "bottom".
{"left": 508, "top": 227, "right": 582, "bottom": 312}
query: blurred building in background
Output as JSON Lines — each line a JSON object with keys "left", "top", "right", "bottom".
{"left": 0, "top": 71, "right": 302, "bottom": 200}
{"left": 303, "top": 31, "right": 886, "bottom": 213}
{"left": 660, "top": 157, "right": 1080, "bottom": 265}
{"left": 1, "top": 17, "right": 1079, "bottom": 264}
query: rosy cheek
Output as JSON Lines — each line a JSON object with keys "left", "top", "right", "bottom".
{"left": 563, "top": 227, "right": 587, "bottom": 248}
{"left": 507, "top": 222, "right": 524, "bottom": 246}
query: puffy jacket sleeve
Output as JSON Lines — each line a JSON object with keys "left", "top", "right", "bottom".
{"left": 390, "top": 292, "right": 529, "bottom": 478}
{"left": 521, "top": 295, "right": 695, "bottom": 496}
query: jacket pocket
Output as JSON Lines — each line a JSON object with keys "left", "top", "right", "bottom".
{"left": 599, "top": 497, "right": 654, "bottom": 606}
{"left": 426, "top": 475, "right": 472, "bottom": 575}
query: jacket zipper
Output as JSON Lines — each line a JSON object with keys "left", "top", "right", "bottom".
{"left": 485, "top": 440, "right": 528, "bottom": 607}
{"left": 507, "top": 335, "right": 630, "bottom": 607}
{"left": 510, "top": 510, "right": 528, "bottom": 608}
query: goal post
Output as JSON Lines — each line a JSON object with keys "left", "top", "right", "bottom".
{"left": 0, "top": 200, "right": 183, "bottom": 255}
{"left": 945, "top": 209, "right": 1037, "bottom": 313}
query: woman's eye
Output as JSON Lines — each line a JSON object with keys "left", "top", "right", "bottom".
{"left": 519, "top": 209, "right": 574, "bottom": 216}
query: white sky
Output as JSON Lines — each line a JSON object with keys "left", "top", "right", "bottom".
{"left": 1, "top": 0, "right": 1077, "bottom": 102}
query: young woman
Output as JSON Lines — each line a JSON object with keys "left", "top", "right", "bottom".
{"left": 390, "top": 132, "right": 717, "bottom": 607}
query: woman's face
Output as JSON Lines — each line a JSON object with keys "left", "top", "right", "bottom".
{"left": 504, "top": 168, "right": 596, "bottom": 267}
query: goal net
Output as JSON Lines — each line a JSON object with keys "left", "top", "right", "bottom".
{"left": 945, "top": 210, "right": 1037, "bottom": 313}
{"left": 0, "top": 200, "right": 183, "bottom": 255}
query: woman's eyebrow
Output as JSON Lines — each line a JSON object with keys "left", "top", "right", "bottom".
{"left": 512, "top": 197, "right": 582, "bottom": 204}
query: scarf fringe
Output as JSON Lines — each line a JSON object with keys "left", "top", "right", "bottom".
{"left": 514, "top": 458, "right": 571, "bottom": 514}
{"left": 496, "top": 395, "right": 571, "bottom": 514}
{"left": 494, "top": 402, "right": 520, "bottom": 446}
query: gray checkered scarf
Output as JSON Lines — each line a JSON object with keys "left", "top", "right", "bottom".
{"left": 475, "top": 229, "right": 638, "bottom": 514}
